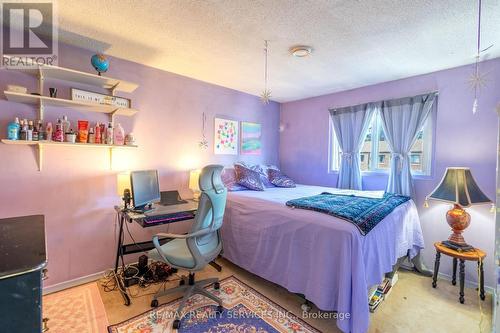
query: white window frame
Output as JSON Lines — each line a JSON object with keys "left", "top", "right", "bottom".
{"left": 329, "top": 106, "right": 435, "bottom": 177}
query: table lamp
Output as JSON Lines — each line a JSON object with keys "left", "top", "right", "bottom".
{"left": 189, "top": 169, "right": 201, "bottom": 201}
{"left": 117, "top": 171, "right": 132, "bottom": 208}
{"left": 426, "top": 167, "right": 491, "bottom": 246}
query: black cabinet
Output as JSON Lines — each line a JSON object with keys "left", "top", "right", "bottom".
{"left": 0, "top": 215, "right": 47, "bottom": 332}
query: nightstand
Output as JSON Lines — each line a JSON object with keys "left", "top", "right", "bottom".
{"left": 432, "top": 242, "right": 486, "bottom": 304}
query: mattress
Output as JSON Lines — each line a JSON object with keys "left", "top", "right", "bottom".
{"left": 221, "top": 184, "right": 424, "bottom": 333}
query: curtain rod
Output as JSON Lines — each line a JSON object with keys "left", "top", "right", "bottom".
{"left": 328, "top": 90, "right": 439, "bottom": 112}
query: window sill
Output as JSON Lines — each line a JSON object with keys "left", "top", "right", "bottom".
{"left": 329, "top": 169, "right": 432, "bottom": 180}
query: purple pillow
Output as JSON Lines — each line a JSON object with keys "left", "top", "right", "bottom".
{"left": 268, "top": 169, "right": 296, "bottom": 188}
{"left": 221, "top": 167, "right": 247, "bottom": 191}
{"left": 249, "top": 164, "right": 275, "bottom": 188}
{"left": 234, "top": 164, "right": 265, "bottom": 191}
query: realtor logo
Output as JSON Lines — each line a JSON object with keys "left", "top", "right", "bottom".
{"left": 1, "top": 1, "right": 58, "bottom": 68}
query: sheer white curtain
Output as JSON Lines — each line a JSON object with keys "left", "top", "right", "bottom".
{"left": 329, "top": 103, "right": 378, "bottom": 190}
{"left": 379, "top": 93, "right": 437, "bottom": 196}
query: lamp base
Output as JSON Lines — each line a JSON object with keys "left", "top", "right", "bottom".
{"left": 446, "top": 204, "right": 471, "bottom": 247}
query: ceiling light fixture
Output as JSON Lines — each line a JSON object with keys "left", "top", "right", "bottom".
{"left": 290, "top": 45, "right": 313, "bottom": 57}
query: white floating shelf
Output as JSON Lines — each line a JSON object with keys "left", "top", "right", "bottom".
{"left": 1, "top": 139, "right": 137, "bottom": 149}
{"left": 1, "top": 139, "right": 137, "bottom": 171}
{"left": 5, "top": 56, "right": 138, "bottom": 93}
{"left": 4, "top": 91, "right": 138, "bottom": 117}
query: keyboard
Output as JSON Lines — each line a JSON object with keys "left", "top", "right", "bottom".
{"left": 136, "top": 211, "right": 196, "bottom": 227}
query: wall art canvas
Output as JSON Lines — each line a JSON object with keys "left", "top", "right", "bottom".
{"left": 241, "top": 122, "right": 262, "bottom": 155}
{"left": 214, "top": 118, "right": 238, "bottom": 155}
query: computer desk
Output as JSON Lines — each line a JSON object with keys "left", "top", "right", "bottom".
{"left": 113, "top": 200, "right": 222, "bottom": 306}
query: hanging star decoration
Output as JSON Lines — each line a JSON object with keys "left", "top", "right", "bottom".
{"left": 260, "top": 40, "right": 271, "bottom": 104}
{"left": 198, "top": 112, "right": 208, "bottom": 149}
{"left": 468, "top": 0, "right": 494, "bottom": 114}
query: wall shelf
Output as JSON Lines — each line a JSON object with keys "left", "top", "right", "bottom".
{"left": 2, "top": 57, "right": 139, "bottom": 171}
{"left": 4, "top": 56, "right": 138, "bottom": 93}
{"left": 1, "top": 139, "right": 137, "bottom": 171}
{"left": 4, "top": 91, "right": 138, "bottom": 117}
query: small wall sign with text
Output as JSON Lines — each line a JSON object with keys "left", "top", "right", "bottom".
{"left": 71, "top": 88, "right": 131, "bottom": 108}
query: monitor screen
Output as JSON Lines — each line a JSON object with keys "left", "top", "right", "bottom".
{"left": 130, "top": 170, "right": 160, "bottom": 209}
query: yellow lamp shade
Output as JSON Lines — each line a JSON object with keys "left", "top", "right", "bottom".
{"left": 116, "top": 172, "right": 131, "bottom": 197}
{"left": 189, "top": 169, "right": 201, "bottom": 192}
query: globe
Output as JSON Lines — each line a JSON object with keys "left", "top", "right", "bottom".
{"left": 91, "top": 54, "right": 109, "bottom": 75}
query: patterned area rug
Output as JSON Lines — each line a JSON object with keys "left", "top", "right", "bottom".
{"left": 108, "top": 276, "right": 320, "bottom": 333}
{"left": 43, "top": 282, "right": 109, "bottom": 333}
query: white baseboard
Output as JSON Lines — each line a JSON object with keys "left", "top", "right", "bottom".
{"left": 43, "top": 270, "right": 105, "bottom": 295}
{"left": 437, "top": 271, "right": 494, "bottom": 295}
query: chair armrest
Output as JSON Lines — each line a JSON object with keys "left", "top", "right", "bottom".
{"left": 153, "top": 228, "right": 212, "bottom": 240}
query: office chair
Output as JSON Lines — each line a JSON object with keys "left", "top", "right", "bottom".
{"left": 148, "top": 165, "right": 227, "bottom": 329}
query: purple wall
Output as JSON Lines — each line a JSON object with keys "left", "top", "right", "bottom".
{"left": 0, "top": 43, "right": 280, "bottom": 287}
{"left": 280, "top": 58, "right": 500, "bottom": 288}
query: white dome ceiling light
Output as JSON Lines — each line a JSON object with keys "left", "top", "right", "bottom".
{"left": 290, "top": 45, "right": 313, "bottom": 57}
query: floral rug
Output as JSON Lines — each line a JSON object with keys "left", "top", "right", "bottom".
{"left": 43, "top": 282, "right": 109, "bottom": 333}
{"left": 108, "top": 276, "right": 320, "bottom": 333}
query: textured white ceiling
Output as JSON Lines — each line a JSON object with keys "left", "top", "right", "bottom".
{"left": 57, "top": 0, "right": 500, "bottom": 102}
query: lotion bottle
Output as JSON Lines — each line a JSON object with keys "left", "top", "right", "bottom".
{"left": 113, "top": 123, "right": 125, "bottom": 145}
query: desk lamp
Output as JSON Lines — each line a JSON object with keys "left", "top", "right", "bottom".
{"left": 426, "top": 167, "right": 491, "bottom": 246}
{"left": 189, "top": 169, "right": 201, "bottom": 201}
{"left": 117, "top": 172, "right": 132, "bottom": 208}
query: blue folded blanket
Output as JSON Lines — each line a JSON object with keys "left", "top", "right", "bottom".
{"left": 286, "top": 192, "right": 411, "bottom": 235}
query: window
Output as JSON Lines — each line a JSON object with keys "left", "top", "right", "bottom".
{"left": 330, "top": 110, "right": 433, "bottom": 176}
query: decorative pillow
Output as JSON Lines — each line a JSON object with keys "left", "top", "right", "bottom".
{"left": 268, "top": 169, "right": 296, "bottom": 188}
{"left": 249, "top": 164, "right": 275, "bottom": 188}
{"left": 221, "top": 167, "right": 247, "bottom": 191}
{"left": 234, "top": 164, "right": 265, "bottom": 191}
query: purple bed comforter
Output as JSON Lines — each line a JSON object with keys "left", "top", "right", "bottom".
{"left": 221, "top": 185, "right": 424, "bottom": 333}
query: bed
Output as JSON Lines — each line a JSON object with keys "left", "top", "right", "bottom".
{"left": 220, "top": 184, "right": 425, "bottom": 333}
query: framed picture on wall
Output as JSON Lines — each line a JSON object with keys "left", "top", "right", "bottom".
{"left": 214, "top": 118, "right": 238, "bottom": 155}
{"left": 241, "top": 121, "right": 262, "bottom": 155}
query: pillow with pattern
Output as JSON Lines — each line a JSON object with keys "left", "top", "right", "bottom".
{"left": 249, "top": 164, "right": 275, "bottom": 188}
{"left": 268, "top": 168, "right": 296, "bottom": 188}
{"left": 221, "top": 167, "right": 247, "bottom": 191}
{"left": 234, "top": 164, "right": 265, "bottom": 191}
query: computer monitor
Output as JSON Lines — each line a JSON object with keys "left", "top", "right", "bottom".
{"left": 130, "top": 170, "right": 161, "bottom": 210}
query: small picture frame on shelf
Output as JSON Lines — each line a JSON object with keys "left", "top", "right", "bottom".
{"left": 71, "top": 88, "right": 131, "bottom": 108}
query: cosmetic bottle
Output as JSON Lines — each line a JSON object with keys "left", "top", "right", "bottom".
{"left": 100, "top": 123, "right": 106, "bottom": 144}
{"left": 46, "top": 122, "right": 53, "bottom": 141}
{"left": 113, "top": 123, "right": 125, "bottom": 145}
{"left": 38, "top": 120, "right": 45, "bottom": 140}
{"left": 27, "top": 120, "right": 33, "bottom": 141}
{"left": 7, "top": 117, "right": 20, "bottom": 140}
{"left": 54, "top": 118, "right": 64, "bottom": 142}
{"left": 95, "top": 123, "right": 102, "bottom": 144}
{"left": 32, "top": 120, "right": 39, "bottom": 141}
{"left": 106, "top": 122, "right": 113, "bottom": 145}
{"left": 20, "top": 120, "right": 27, "bottom": 140}
{"left": 88, "top": 126, "right": 95, "bottom": 143}
{"left": 62, "top": 115, "right": 71, "bottom": 134}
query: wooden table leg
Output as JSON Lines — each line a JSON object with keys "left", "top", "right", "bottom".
{"left": 432, "top": 251, "right": 441, "bottom": 288}
{"left": 459, "top": 259, "right": 465, "bottom": 304}
{"left": 452, "top": 258, "right": 457, "bottom": 286}
{"left": 479, "top": 260, "right": 485, "bottom": 301}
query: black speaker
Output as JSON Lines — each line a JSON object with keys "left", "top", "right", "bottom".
{"left": 138, "top": 255, "right": 148, "bottom": 275}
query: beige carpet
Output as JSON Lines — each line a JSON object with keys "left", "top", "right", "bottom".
{"left": 43, "top": 282, "right": 109, "bottom": 333}
{"left": 95, "top": 258, "right": 492, "bottom": 333}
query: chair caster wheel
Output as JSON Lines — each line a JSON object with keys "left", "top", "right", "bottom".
{"left": 214, "top": 282, "right": 220, "bottom": 290}
{"left": 216, "top": 305, "right": 224, "bottom": 314}
{"left": 151, "top": 299, "right": 159, "bottom": 308}
{"left": 432, "top": 282, "right": 437, "bottom": 288}
{"left": 173, "top": 319, "right": 181, "bottom": 329}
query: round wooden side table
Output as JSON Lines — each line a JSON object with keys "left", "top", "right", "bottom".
{"left": 432, "top": 242, "right": 486, "bottom": 304}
